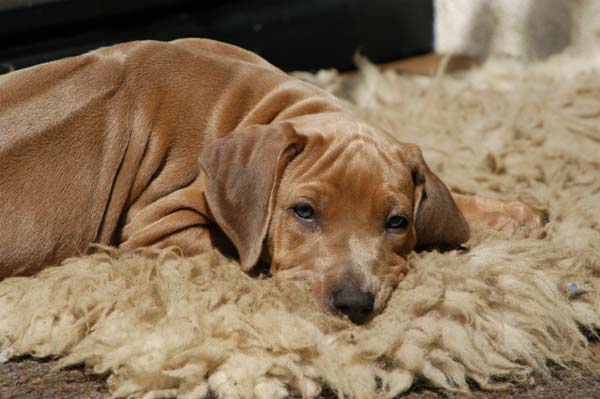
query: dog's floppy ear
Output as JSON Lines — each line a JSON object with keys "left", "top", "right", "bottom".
{"left": 398, "top": 143, "right": 470, "bottom": 247}
{"left": 199, "top": 123, "right": 307, "bottom": 271}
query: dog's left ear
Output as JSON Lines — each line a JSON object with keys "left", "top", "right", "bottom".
{"left": 199, "top": 123, "right": 306, "bottom": 271}
{"left": 398, "top": 143, "right": 470, "bottom": 248}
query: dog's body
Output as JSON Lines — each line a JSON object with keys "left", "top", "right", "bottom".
{"left": 1, "top": 39, "right": 335, "bottom": 275}
{"left": 0, "top": 39, "right": 544, "bottom": 322}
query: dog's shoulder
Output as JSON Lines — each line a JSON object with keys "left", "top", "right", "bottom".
{"left": 90, "top": 39, "right": 281, "bottom": 77}
{"left": 171, "top": 38, "right": 276, "bottom": 69}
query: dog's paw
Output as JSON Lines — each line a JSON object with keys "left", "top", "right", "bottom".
{"left": 461, "top": 196, "right": 549, "bottom": 241}
{"left": 499, "top": 200, "right": 548, "bottom": 233}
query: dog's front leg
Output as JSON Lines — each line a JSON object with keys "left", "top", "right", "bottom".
{"left": 117, "top": 180, "right": 218, "bottom": 257}
{"left": 451, "top": 193, "right": 547, "bottom": 238}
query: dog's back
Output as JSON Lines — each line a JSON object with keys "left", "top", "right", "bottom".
{"left": 0, "top": 39, "right": 339, "bottom": 277}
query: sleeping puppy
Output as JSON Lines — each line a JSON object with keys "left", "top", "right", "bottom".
{"left": 0, "top": 39, "right": 544, "bottom": 323}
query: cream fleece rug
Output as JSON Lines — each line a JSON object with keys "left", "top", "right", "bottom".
{"left": 1, "top": 52, "right": 600, "bottom": 398}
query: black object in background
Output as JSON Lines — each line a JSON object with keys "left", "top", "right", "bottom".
{"left": 0, "top": 0, "right": 433, "bottom": 74}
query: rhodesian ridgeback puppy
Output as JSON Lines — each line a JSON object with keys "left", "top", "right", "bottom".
{"left": 0, "top": 39, "right": 544, "bottom": 323}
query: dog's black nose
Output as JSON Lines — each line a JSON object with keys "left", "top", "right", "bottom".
{"left": 331, "top": 286, "right": 375, "bottom": 324}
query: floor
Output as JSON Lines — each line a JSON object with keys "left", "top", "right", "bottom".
{"left": 2, "top": 355, "right": 600, "bottom": 399}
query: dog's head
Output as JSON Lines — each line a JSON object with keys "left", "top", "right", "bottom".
{"left": 200, "top": 115, "right": 469, "bottom": 323}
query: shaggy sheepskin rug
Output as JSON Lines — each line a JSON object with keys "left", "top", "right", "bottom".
{"left": 1, "top": 52, "right": 600, "bottom": 399}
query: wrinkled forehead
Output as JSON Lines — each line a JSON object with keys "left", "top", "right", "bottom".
{"left": 283, "top": 127, "right": 414, "bottom": 207}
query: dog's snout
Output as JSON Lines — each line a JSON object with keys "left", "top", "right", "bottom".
{"left": 331, "top": 286, "right": 375, "bottom": 324}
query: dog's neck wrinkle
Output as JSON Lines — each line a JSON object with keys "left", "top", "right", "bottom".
{"left": 205, "top": 70, "right": 344, "bottom": 140}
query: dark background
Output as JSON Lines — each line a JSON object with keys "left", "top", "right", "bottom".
{"left": 0, "top": 0, "right": 433, "bottom": 74}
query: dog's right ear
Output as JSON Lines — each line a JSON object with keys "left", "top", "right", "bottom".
{"left": 199, "top": 123, "right": 306, "bottom": 272}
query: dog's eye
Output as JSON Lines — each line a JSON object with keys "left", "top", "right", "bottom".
{"left": 386, "top": 215, "right": 408, "bottom": 231}
{"left": 293, "top": 203, "right": 316, "bottom": 221}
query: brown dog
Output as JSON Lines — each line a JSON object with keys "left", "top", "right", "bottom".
{"left": 0, "top": 39, "right": 543, "bottom": 323}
